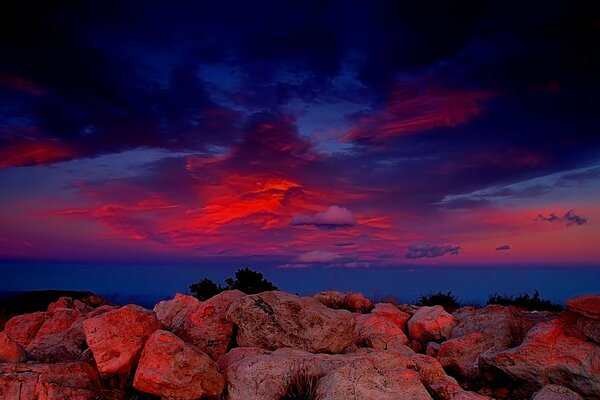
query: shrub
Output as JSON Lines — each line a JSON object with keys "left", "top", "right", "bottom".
{"left": 189, "top": 267, "right": 278, "bottom": 301}
{"left": 278, "top": 368, "right": 322, "bottom": 400}
{"left": 416, "top": 291, "right": 462, "bottom": 312}
{"left": 487, "top": 290, "right": 562, "bottom": 312}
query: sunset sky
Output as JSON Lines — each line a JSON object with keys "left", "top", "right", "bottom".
{"left": 1, "top": 1, "right": 599, "bottom": 269}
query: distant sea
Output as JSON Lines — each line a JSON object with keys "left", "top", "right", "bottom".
{"left": 2, "top": 262, "right": 599, "bottom": 308}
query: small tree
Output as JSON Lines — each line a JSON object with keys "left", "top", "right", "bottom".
{"left": 189, "top": 278, "right": 224, "bottom": 301}
{"left": 225, "top": 267, "right": 278, "bottom": 294}
{"left": 416, "top": 291, "right": 462, "bottom": 312}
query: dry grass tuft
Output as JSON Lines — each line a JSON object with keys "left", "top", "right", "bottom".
{"left": 278, "top": 367, "right": 323, "bottom": 400}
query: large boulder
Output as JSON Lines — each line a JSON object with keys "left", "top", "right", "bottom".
{"left": 133, "top": 330, "right": 225, "bottom": 400}
{"left": 35, "top": 307, "right": 82, "bottom": 337}
{"left": 2, "top": 311, "right": 47, "bottom": 347}
{"left": 83, "top": 304, "right": 160, "bottom": 378}
{"left": 27, "top": 305, "right": 115, "bottom": 363}
{"left": 408, "top": 305, "right": 457, "bottom": 347}
{"left": 0, "top": 362, "right": 101, "bottom": 400}
{"left": 218, "top": 347, "right": 489, "bottom": 400}
{"left": 0, "top": 332, "right": 29, "bottom": 363}
{"left": 566, "top": 295, "right": 600, "bottom": 320}
{"left": 227, "top": 291, "right": 355, "bottom": 353}
{"left": 154, "top": 290, "right": 243, "bottom": 360}
{"left": 437, "top": 305, "right": 537, "bottom": 379}
{"left": 313, "top": 291, "right": 374, "bottom": 313}
{"left": 532, "top": 385, "right": 583, "bottom": 400}
{"left": 354, "top": 303, "right": 410, "bottom": 352}
{"left": 343, "top": 292, "right": 374, "bottom": 313}
{"left": 481, "top": 319, "right": 600, "bottom": 398}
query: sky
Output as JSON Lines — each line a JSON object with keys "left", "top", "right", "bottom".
{"left": 1, "top": 0, "right": 600, "bottom": 269}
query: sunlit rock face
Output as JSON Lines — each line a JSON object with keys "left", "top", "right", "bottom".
{"left": 83, "top": 304, "right": 160, "bottom": 378}
{"left": 354, "top": 303, "right": 411, "bottom": 352}
{"left": 133, "top": 330, "right": 225, "bottom": 400}
{"left": 0, "top": 331, "right": 29, "bottom": 363}
{"left": 227, "top": 290, "right": 356, "bottom": 353}
{"left": 154, "top": 290, "right": 244, "bottom": 360}
{"left": 0, "top": 362, "right": 101, "bottom": 400}
{"left": 407, "top": 305, "right": 457, "bottom": 350}
{"left": 532, "top": 385, "right": 584, "bottom": 400}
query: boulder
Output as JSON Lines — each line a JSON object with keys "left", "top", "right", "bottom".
{"left": 2, "top": 311, "right": 47, "bottom": 347}
{"left": 154, "top": 290, "right": 244, "bottom": 360}
{"left": 532, "top": 385, "right": 583, "bottom": 400}
{"left": 408, "top": 305, "right": 457, "bottom": 345}
{"left": 0, "top": 362, "right": 101, "bottom": 400}
{"left": 314, "top": 291, "right": 347, "bottom": 309}
{"left": 343, "top": 292, "right": 374, "bottom": 313}
{"left": 35, "top": 307, "right": 81, "bottom": 337}
{"left": 47, "top": 296, "right": 94, "bottom": 314}
{"left": 133, "top": 330, "right": 225, "bottom": 400}
{"left": 218, "top": 347, "right": 489, "bottom": 400}
{"left": 0, "top": 331, "right": 29, "bottom": 362}
{"left": 83, "top": 304, "right": 160, "bottom": 378}
{"left": 354, "top": 304, "right": 410, "bottom": 352}
{"left": 227, "top": 291, "right": 355, "bottom": 353}
{"left": 316, "top": 363, "right": 432, "bottom": 400}
{"left": 481, "top": 319, "right": 600, "bottom": 398}
{"left": 566, "top": 295, "right": 600, "bottom": 320}
{"left": 574, "top": 316, "right": 600, "bottom": 343}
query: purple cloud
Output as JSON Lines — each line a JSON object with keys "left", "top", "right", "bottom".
{"left": 535, "top": 209, "right": 588, "bottom": 227}
{"left": 291, "top": 205, "right": 357, "bottom": 229}
{"left": 495, "top": 245, "right": 511, "bottom": 251}
{"left": 405, "top": 244, "right": 461, "bottom": 259}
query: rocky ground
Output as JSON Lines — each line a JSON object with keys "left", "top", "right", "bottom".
{"left": 0, "top": 290, "right": 598, "bottom": 400}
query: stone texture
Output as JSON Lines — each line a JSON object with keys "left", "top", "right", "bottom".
{"left": 218, "top": 347, "right": 489, "bottom": 400}
{"left": 481, "top": 319, "right": 600, "bottom": 398}
{"left": 532, "top": 385, "right": 583, "bottom": 400}
{"left": 343, "top": 292, "right": 374, "bottom": 313}
{"left": 354, "top": 303, "right": 410, "bottom": 352}
{"left": 566, "top": 295, "right": 600, "bottom": 320}
{"left": 408, "top": 305, "right": 457, "bottom": 345}
{"left": 83, "top": 304, "right": 160, "bottom": 378}
{"left": 227, "top": 291, "right": 355, "bottom": 353}
{"left": 3, "top": 311, "right": 46, "bottom": 347}
{"left": 0, "top": 362, "right": 101, "bottom": 400}
{"left": 314, "top": 291, "right": 347, "bottom": 310}
{"left": 133, "top": 330, "right": 225, "bottom": 400}
{"left": 575, "top": 315, "right": 600, "bottom": 343}
{"left": 0, "top": 331, "right": 29, "bottom": 363}
{"left": 154, "top": 290, "right": 244, "bottom": 360}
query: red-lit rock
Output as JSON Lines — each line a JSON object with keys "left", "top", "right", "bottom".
{"left": 3, "top": 311, "right": 46, "bottom": 347}
{"left": 133, "top": 330, "right": 225, "bottom": 400}
{"left": 344, "top": 292, "right": 374, "bottom": 313}
{"left": 0, "top": 331, "right": 29, "bottom": 363}
{"left": 0, "top": 362, "right": 101, "bottom": 400}
{"left": 407, "top": 305, "right": 457, "bottom": 346}
{"left": 481, "top": 319, "right": 600, "bottom": 398}
{"left": 314, "top": 291, "right": 347, "bottom": 309}
{"left": 355, "top": 304, "right": 410, "bottom": 352}
{"left": 154, "top": 290, "right": 244, "bottom": 360}
{"left": 83, "top": 304, "right": 160, "bottom": 378}
{"left": 36, "top": 307, "right": 81, "bottom": 337}
{"left": 532, "top": 385, "right": 583, "bottom": 400}
{"left": 566, "top": 295, "right": 600, "bottom": 320}
{"left": 227, "top": 291, "right": 355, "bottom": 353}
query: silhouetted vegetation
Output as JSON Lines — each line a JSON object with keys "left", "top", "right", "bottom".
{"left": 189, "top": 267, "right": 278, "bottom": 301}
{"left": 278, "top": 368, "right": 322, "bottom": 400}
{"left": 487, "top": 290, "right": 562, "bottom": 311}
{"left": 416, "top": 291, "right": 462, "bottom": 312}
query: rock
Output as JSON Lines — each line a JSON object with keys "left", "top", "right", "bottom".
{"left": 2, "top": 311, "right": 47, "bottom": 347}
{"left": 481, "top": 319, "right": 600, "bottom": 398}
{"left": 532, "top": 385, "right": 583, "bottom": 400}
{"left": 154, "top": 290, "right": 244, "bottom": 360}
{"left": 397, "top": 304, "right": 421, "bottom": 317}
{"left": 314, "top": 291, "right": 347, "bottom": 309}
{"left": 355, "top": 304, "right": 410, "bottom": 352}
{"left": 83, "top": 304, "right": 160, "bottom": 378}
{"left": 133, "top": 330, "right": 225, "bottom": 400}
{"left": 28, "top": 305, "right": 115, "bottom": 363}
{"left": 566, "top": 295, "right": 600, "bottom": 320}
{"left": 218, "top": 347, "right": 489, "bottom": 400}
{"left": 47, "top": 296, "right": 94, "bottom": 314}
{"left": 408, "top": 305, "right": 457, "bottom": 345}
{"left": 0, "top": 332, "right": 29, "bottom": 362}
{"left": 0, "top": 362, "right": 101, "bottom": 400}
{"left": 227, "top": 291, "right": 355, "bottom": 353}
{"left": 437, "top": 305, "right": 549, "bottom": 380}
{"left": 35, "top": 307, "right": 82, "bottom": 337}
{"left": 316, "top": 363, "right": 432, "bottom": 400}
{"left": 427, "top": 342, "right": 441, "bottom": 357}
{"left": 575, "top": 315, "right": 600, "bottom": 343}
{"left": 344, "top": 292, "right": 374, "bottom": 313}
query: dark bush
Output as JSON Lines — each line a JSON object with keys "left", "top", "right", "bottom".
{"left": 278, "top": 368, "right": 322, "bottom": 400}
{"left": 189, "top": 278, "right": 225, "bottom": 301}
{"left": 487, "top": 290, "right": 562, "bottom": 311}
{"left": 189, "top": 267, "right": 278, "bottom": 301}
{"left": 416, "top": 291, "right": 462, "bottom": 312}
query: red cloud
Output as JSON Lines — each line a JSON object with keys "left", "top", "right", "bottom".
{"left": 0, "top": 73, "right": 46, "bottom": 96}
{"left": 344, "top": 83, "right": 492, "bottom": 142}
{"left": 0, "top": 141, "right": 77, "bottom": 169}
